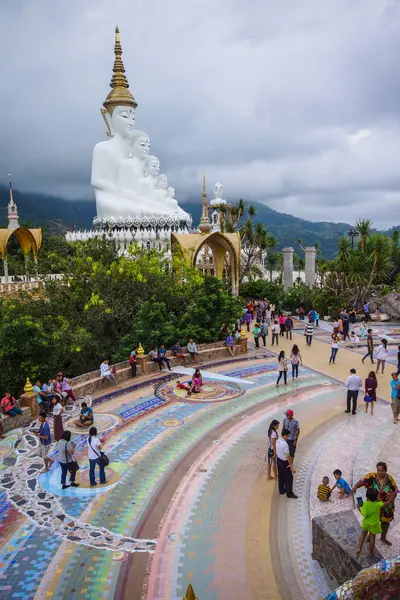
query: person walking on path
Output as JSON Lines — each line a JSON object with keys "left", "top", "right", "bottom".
{"left": 271, "top": 320, "right": 279, "bottom": 346}
{"left": 345, "top": 368, "right": 363, "bottom": 415}
{"left": 276, "top": 429, "right": 298, "bottom": 499}
{"left": 279, "top": 314, "right": 286, "bottom": 337}
{"left": 285, "top": 315, "right": 293, "bottom": 340}
{"left": 260, "top": 320, "right": 268, "bottom": 347}
{"left": 397, "top": 345, "right": 400, "bottom": 376}
{"left": 352, "top": 461, "right": 397, "bottom": 546}
{"left": 35, "top": 412, "right": 54, "bottom": 472}
{"left": 390, "top": 372, "right": 400, "bottom": 424}
{"left": 376, "top": 339, "right": 388, "bottom": 374}
{"left": 363, "top": 301, "right": 371, "bottom": 323}
{"left": 276, "top": 351, "right": 289, "bottom": 386}
{"left": 362, "top": 329, "right": 375, "bottom": 364}
{"left": 87, "top": 426, "right": 106, "bottom": 487}
{"left": 245, "top": 311, "right": 252, "bottom": 332}
{"left": 266, "top": 419, "right": 279, "bottom": 481}
{"left": 282, "top": 409, "right": 300, "bottom": 457}
{"left": 329, "top": 333, "right": 340, "bottom": 364}
{"left": 364, "top": 371, "right": 378, "bottom": 415}
{"left": 57, "top": 431, "right": 80, "bottom": 490}
{"left": 342, "top": 310, "right": 350, "bottom": 342}
{"left": 290, "top": 345, "right": 302, "bottom": 379}
{"left": 356, "top": 487, "right": 385, "bottom": 557}
{"left": 304, "top": 321, "right": 314, "bottom": 346}
{"left": 253, "top": 323, "right": 261, "bottom": 349}
{"left": 52, "top": 396, "right": 65, "bottom": 441}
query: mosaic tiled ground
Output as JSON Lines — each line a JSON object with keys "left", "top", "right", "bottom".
{"left": 0, "top": 350, "right": 398, "bottom": 599}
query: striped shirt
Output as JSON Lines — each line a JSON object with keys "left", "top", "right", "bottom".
{"left": 317, "top": 484, "right": 331, "bottom": 501}
{"left": 305, "top": 323, "right": 314, "bottom": 336}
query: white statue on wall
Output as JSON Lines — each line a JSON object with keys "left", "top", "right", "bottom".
{"left": 91, "top": 27, "right": 189, "bottom": 223}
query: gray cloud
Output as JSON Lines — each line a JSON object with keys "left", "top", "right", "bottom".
{"left": 1, "top": 0, "right": 400, "bottom": 227}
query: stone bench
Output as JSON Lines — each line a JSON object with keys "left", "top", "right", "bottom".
{"left": 1, "top": 405, "right": 32, "bottom": 433}
{"left": 312, "top": 510, "right": 383, "bottom": 585}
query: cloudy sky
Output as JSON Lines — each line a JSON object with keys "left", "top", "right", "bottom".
{"left": 1, "top": 0, "right": 400, "bottom": 227}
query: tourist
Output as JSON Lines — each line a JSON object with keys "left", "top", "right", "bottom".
{"left": 308, "top": 308, "right": 316, "bottom": 324}
{"left": 375, "top": 339, "right": 388, "bottom": 374}
{"left": 74, "top": 401, "right": 94, "bottom": 428}
{"left": 176, "top": 380, "right": 191, "bottom": 396}
{"left": 87, "top": 426, "right": 106, "bottom": 487}
{"left": 192, "top": 369, "right": 203, "bottom": 393}
{"left": 42, "top": 379, "right": 56, "bottom": 402}
{"left": 337, "top": 316, "right": 343, "bottom": 337}
{"left": 266, "top": 419, "right": 279, "bottom": 480}
{"left": 35, "top": 412, "right": 54, "bottom": 472}
{"left": 33, "top": 379, "right": 50, "bottom": 413}
{"left": 282, "top": 409, "right": 300, "bottom": 457}
{"left": 290, "top": 345, "right": 302, "bottom": 379}
{"left": 349, "top": 331, "right": 360, "bottom": 346}
{"left": 397, "top": 345, "right": 400, "bottom": 375}
{"left": 276, "top": 351, "right": 288, "bottom": 386}
{"left": 245, "top": 310, "right": 252, "bottom": 332}
{"left": 56, "top": 373, "right": 78, "bottom": 404}
{"left": 356, "top": 487, "right": 384, "bottom": 557}
{"left": 129, "top": 348, "right": 137, "bottom": 377}
{"left": 52, "top": 396, "right": 64, "bottom": 441}
{"left": 57, "top": 431, "right": 79, "bottom": 490}
{"left": 304, "top": 321, "right": 314, "bottom": 346}
{"left": 100, "top": 359, "right": 119, "bottom": 384}
{"left": 364, "top": 371, "right": 378, "bottom": 415}
{"left": 252, "top": 323, "right": 261, "bottom": 349}
{"left": 329, "top": 333, "right": 340, "bottom": 364}
{"left": 350, "top": 307, "right": 357, "bottom": 325}
{"left": 278, "top": 314, "right": 286, "bottom": 336}
{"left": 342, "top": 310, "right": 350, "bottom": 341}
{"left": 52, "top": 377, "right": 65, "bottom": 404}
{"left": 271, "top": 320, "right": 279, "bottom": 346}
{"left": 226, "top": 331, "right": 236, "bottom": 356}
{"left": 331, "top": 469, "right": 351, "bottom": 498}
{"left": 158, "top": 345, "right": 172, "bottom": 370}
{"left": 270, "top": 303, "right": 276, "bottom": 319}
{"left": 260, "top": 320, "right": 268, "bottom": 347}
{"left": 187, "top": 339, "right": 201, "bottom": 364}
{"left": 265, "top": 306, "right": 272, "bottom": 325}
{"left": 390, "top": 373, "right": 400, "bottom": 424}
{"left": 247, "top": 300, "right": 254, "bottom": 319}
{"left": 285, "top": 315, "right": 293, "bottom": 340}
{"left": 298, "top": 306, "right": 305, "bottom": 321}
{"left": 315, "top": 310, "right": 320, "bottom": 327}
{"left": 1, "top": 392, "right": 23, "bottom": 417}
{"left": 345, "top": 368, "right": 362, "bottom": 414}
{"left": 276, "top": 429, "right": 297, "bottom": 499}
{"left": 171, "top": 342, "right": 188, "bottom": 365}
{"left": 363, "top": 300, "right": 371, "bottom": 323}
{"left": 351, "top": 462, "right": 397, "bottom": 546}
{"left": 360, "top": 319, "right": 366, "bottom": 341}
{"left": 361, "top": 329, "right": 374, "bottom": 364}
{"left": 317, "top": 476, "right": 332, "bottom": 501}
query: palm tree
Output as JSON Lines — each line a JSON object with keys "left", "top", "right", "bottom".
{"left": 355, "top": 219, "right": 372, "bottom": 251}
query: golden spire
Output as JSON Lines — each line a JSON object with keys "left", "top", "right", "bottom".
{"left": 103, "top": 26, "right": 137, "bottom": 115}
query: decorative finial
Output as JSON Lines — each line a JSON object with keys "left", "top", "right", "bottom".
{"left": 137, "top": 343, "right": 145, "bottom": 356}
{"left": 199, "top": 173, "right": 212, "bottom": 234}
{"left": 7, "top": 173, "right": 19, "bottom": 230}
{"left": 24, "top": 377, "right": 33, "bottom": 395}
{"left": 102, "top": 26, "right": 137, "bottom": 116}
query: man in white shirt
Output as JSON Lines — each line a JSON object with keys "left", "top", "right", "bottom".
{"left": 345, "top": 368, "right": 363, "bottom": 415}
{"left": 276, "top": 429, "right": 298, "bottom": 499}
{"left": 100, "top": 360, "right": 118, "bottom": 386}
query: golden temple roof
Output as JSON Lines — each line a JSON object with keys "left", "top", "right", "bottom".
{"left": 103, "top": 26, "right": 137, "bottom": 114}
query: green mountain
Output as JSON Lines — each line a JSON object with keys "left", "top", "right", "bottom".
{"left": 0, "top": 185, "right": 352, "bottom": 258}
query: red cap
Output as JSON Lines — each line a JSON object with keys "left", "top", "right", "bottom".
{"left": 285, "top": 409, "right": 294, "bottom": 416}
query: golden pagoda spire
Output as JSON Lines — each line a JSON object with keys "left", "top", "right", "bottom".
{"left": 103, "top": 26, "right": 137, "bottom": 115}
{"left": 199, "top": 173, "right": 211, "bottom": 233}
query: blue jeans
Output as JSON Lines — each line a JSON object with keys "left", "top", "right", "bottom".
{"left": 89, "top": 458, "right": 106, "bottom": 485}
{"left": 60, "top": 462, "right": 76, "bottom": 485}
{"left": 329, "top": 347, "right": 338, "bottom": 363}
{"left": 6, "top": 407, "right": 22, "bottom": 416}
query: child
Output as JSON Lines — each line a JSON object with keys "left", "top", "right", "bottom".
{"left": 331, "top": 469, "right": 351, "bottom": 498}
{"left": 176, "top": 380, "right": 192, "bottom": 396}
{"left": 356, "top": 488, "right": 384, "bottom": 557}
{"left": 315, "top": 311, "right": 320, "bottom": 327}
{"left": 317, "top": 476, "right": 331, "bottom": 501}
{"left": 350, "top": 331, "right": 360, "bottom": 347}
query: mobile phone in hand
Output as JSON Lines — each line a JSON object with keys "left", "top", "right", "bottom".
{"left": 356, "top": 497, "right": 363, "bottom": 508}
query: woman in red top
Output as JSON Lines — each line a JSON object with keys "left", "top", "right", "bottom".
{"left": 365, "top": 371, "right": 378, "bottom": 415}
{"left": 1, "top": 392, "right": 22, "bottom": 417}
{"left": 279, "top": 314, "right": 286, "bottom": 336}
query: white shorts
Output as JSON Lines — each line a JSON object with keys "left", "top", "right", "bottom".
{"left": 38, "top": 444, "right": 50, "bottom": 459}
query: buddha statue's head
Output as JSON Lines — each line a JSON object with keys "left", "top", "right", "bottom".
{"left": 157, "top": 174, "right": 168, "bottom": 190}
{"left": 144, "top": 155, "right": 160, "bottom": 177}
{"left": 167, "top": 186, "right": 175, "bottom": 198}
{"left": 131, "top": 130, "right": 150, "bottom": 159}
{"left": 109, "top": 105, "right": 136, "bottom": 140}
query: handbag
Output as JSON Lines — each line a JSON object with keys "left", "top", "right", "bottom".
{"left": 364, "top": 395, "right": 372, "bottom": 403}
{"left": 89, "top": 437, "right": 110, "bottom": 467}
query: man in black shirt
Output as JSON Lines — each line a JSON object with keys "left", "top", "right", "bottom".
{"left": 362, "top": 329, "right": 375, "bottom": 364}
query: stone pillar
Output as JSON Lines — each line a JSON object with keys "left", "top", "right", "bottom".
{"left": 3, "top": 258, "right": 8, "bottom": 284}
{"left": 283, "top": 247, "right": 294, "bottom": 288}
{"left": 304, "top": 246, "right": 316, "bottom": 287}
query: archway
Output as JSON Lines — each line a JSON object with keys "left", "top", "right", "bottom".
{"left": 0, "top": 227, "right": 42, "bottom": 283}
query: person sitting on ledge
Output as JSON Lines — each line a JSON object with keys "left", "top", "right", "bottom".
{"left": 100, "top": 360, "right": 119, "bottom": 386}
{"left": 33, "top": 379, "right": 51, "bottom": 413}
{"left": 171, "top": 342, "right": 189, "bottom": 365}
{"left": 74, "top": 401, "right": 94, "bottom": 428}
{"left": 187, "top": 339, "right": 201, "bottom": 364}
{"left": 226, "top": 331, "right": 235, "bottom": 356}
{"left": 56, "top": 372, "right": 78, "bottom": 404}
{"left": 157, "top": 345, "right": 172, "bottom": 371}
{"left": 1, "top": 392, "right": 23, "bottom": 418}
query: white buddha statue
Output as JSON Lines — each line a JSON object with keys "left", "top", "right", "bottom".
{"left": 91, "top": 26, "right": 189, "bottom": 222}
